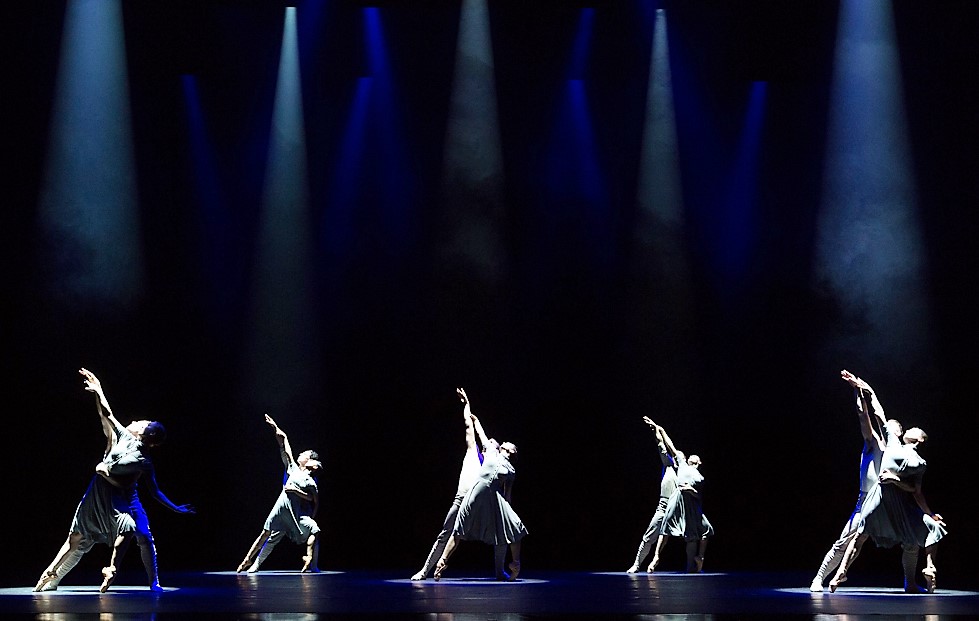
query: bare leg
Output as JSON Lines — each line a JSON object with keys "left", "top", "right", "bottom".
{"left": 647, "top": 535, "right": 668, "bottom": 573}
{"left": 302, "top": 533, "right": 320, "bottom": 573}
{"left": 829, "top": 533, "right": 867, "bottom": 592}
{"left": 101, "top": 533, "right": 134, "bottom": 592}
{"left": 238, "top": 530, "right": 270, "bottom": 573}
{"left": 921, "top": 544, "right": 938, "bottom": 593}
{"left": 507, "top": 541, "right": 522, "bottom": 581}
{"left": 433, "top": 536, "right": 459, "bottom": 581}
{"left": 694, "top": 537, "right": 708, "bottom": 573}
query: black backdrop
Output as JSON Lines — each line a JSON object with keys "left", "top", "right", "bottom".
{"left": 2, "top": 1, "right": 978, "bottom": 588}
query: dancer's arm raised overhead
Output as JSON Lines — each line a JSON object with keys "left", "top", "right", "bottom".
{"left": 265, "top": 414, "right": 297, "bottom": 469}
{"left": 459, "top": 388, "right": 492, "bottom": 449}
{"left": 80, "top": 368, "right": 121, "bottom": 452}
{"left": 458, "top": 387, "right": 477, "bottom": 450}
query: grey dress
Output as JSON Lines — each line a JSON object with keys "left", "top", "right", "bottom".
{"left": 452, "top": 447, "right": 528, "bottom": 546}
{"left": 659, "top": 453, "right": 714, "bottom": 541}
{"left": 263, "top": 463, "right": 321, "bottom": 544}
{"left": 858, "top": 440, "right": 946, "bottom": 549}
{"left": 69, "top": 419, "right": 148, "bottom": 545}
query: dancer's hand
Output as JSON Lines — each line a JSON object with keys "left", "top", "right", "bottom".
{"left": 80, "top": 368, "right": 103, "bottom": 394}
{"left": 879, "top": 470, "right": 901, "bottom": 484}
{"left": 841, "top": 370, "right": 872, "bottom": 392}
{"left": 174, "top": 504, "right": 196, "bottom": 515}
{"left": 642, "top": 416, "right": 656, "bottom": 428}
{"left": 930, "top": 513, "right": 946, "bottom": 527}
{"left": 456, "top": 387, "right": 469, "bottom": 405}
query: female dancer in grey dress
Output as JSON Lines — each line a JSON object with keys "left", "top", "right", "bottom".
{"left": 34, "top": 369, "right": 195, "bottom": 592}
{"left": 433, "top": 396, "right": 527, "bottom": 581}
{"left": 627, "top": 416, "right": 677, "bottom": 573}
{"left": 829, "top": 416, "right": 946, "bottom": 592}
{"left": 237, "top": 414, "right": 322, "bottom": 573}
{"left": 652, "top": 425, "right": 713, "bottom": 573}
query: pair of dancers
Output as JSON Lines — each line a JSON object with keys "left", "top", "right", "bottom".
{"left": 809, "top": 370, "right": 946, "bottom": 593}
{"left": 411, "top": 388, "right": 527, "bottom": 581}
{"left": 627, "top": 417, "right": 713, "bottom": 574}
{"left": 34, "top": 369, "right": 196, "bottom": 592}
{"left": 34, "top": 369, "right": 323, "bottom": 592}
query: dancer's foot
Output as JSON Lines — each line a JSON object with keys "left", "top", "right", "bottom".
{"left": 149, "top": 582, "right": 164, "bottom": 593}
{"left": 922, "top": 567, "right": 937, "bottom": 593}
{"left": 905, "top": 581, "right": 926, "bottom": 594}
{"left": 99, "top": 566, "right": 117, "bottom": 593}
{"left": 246, "top": 563, "right": 259, "bottom": 574}
{"left": 301, "top": 555, "right": 318, "bottom": 573}
{"left": 410, "top": 570, "right": 426, "bottom": 581}
{"left": 236, "top": 558, "right": 252, "bottom": 573}
{"left": 495, "top": 570, "right": 511, "bottom": 581}
{"left": 646, "top": 554, "right": 660, "bottom": 573}
{"left": 33, "top": 571, "right": 58, "bottom": 593}
{"left": 694, "top": 556, "right": 705, "bottom": 573}
{"left": 507, "top": 561, "right": 521, "bottom": 581}
{"left": 828, "top": 573, "right": 846, "bottom": 593}
{"left": 626, "top": 565, "right": 639, "bottom": 574}
{"left": 433, "top": 559, "right": 447, "bottom": 582}
{"left": 809, "top": 579, "right": 824, "bottom": 593}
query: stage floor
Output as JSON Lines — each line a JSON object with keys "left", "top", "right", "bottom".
{"left": 3, "top": 570, "right": 977, "bottom": 619}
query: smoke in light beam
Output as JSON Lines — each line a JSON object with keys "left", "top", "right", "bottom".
{"left": 38, "top": 0, "right": 143, "bottom": 314}
{"left": 814, "top": 0, "right": 931, "bottom": 369}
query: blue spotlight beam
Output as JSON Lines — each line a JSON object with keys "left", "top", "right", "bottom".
{"left": 815, "top": 0, "right": 931, "bottom": 369}
{"left": 38, "top": 0, "right": 143, "bottom": 313}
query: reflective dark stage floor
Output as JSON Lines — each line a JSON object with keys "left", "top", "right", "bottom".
{"left": 2, "top": 570, "right": 977, "bottom": 620}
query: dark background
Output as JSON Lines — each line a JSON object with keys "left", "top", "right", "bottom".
{"left": 2, "top": 1, "right": 977, "bottom": 588}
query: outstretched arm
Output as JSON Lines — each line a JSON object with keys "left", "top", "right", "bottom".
{"left": 459, "top": 389, "right": 492, "bottom": 449}
{"left": 458, "top": 388, "right": 477, "bottom": 450}
{"left": 265, "top": 414, "right": 296, "bottom": 469}
{"left": 80, "top": 368, "right": 122, "bottom": 438}
{"left": 143, "top": 466, "right": 195, "bottom": 514}
{"left": 643, "top": 417, "right": 675, "bottom": 467}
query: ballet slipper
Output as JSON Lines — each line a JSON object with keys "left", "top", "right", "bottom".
{"left": 433, "top": 559, "right": 447, "bottom": 581}
{"left": 410, "top": 570, "right": 426, "bottom": 581}
{"left": 507, "top": 561, "right": 521, "bottom": 581}
{"left": 921, "top": 567, "right": 937, "bottom": 593}
{"left": 809, "top": 579, "right": 824, "bottom": 593}
{"left": 301, "top": 554, "right": 318, "bottom": 573}
{"left": 99, "top": 566, "right": 117, "bottom": 593}
{"left": 625, "top": 565, "right": 640, "bottom": 574}
{"left": 828, "top": 573, "right": 846, "bottom": 593}
{"left": 34, "top": 571, "right": 58, "bottom": 592}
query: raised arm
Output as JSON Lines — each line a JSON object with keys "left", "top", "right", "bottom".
{"left": 459, "top": 389, "right": 492, "bottom": 449}
{"left": 643, "top": 416, "right": 675, "bottom": 467}
{"left": 265, "top": 414, "right": 296, "bottom": 469}
{"left": 80, "top": 368, "right": 122, "bottom": 436}
{"left": 142, "top": 466, "right": 195, "bottom": 514}
{"left": 458, "top": 388, "right": 477, "bottom": 450}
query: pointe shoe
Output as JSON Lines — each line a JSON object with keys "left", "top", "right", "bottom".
{"left": 828, "top": 573, "right": 846, "bottom": 593}
{"left": 34, "top": 571, "right": 58, "bottom": 592}
{"left": 433, "top": 559, "right": 447, "bottom": 582}
{"left": 410, "top": 570, "right": 426, "bottom": 581}
{"left": 99, "top": 566, "right": 117, "bottom": 593}
{"left": 507, "top": 561, "right": 521, "bottom": 581}
{"left": 809, "top": 579, "right": 824, "bottom": 593}
{"left": 626, "top": 565, "right": 640, "bottom": 574}
{"left": 921, "top": 567, "right": 937, "bottom": 593}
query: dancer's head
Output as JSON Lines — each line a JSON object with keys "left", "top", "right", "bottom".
{"left": 686, "top": 454, "right": 702, "bottom": 469}
{"left": 298, "top": 450, "right": 321, "bottom": 471}
{"left": 903, "top": 427, "right": 928, "bottom": 445}
{"left": 885, "top": 418, "right": 904, "bottom": 438}
{"left": 129, "top": 420, "right": 166, "bottom": 447}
